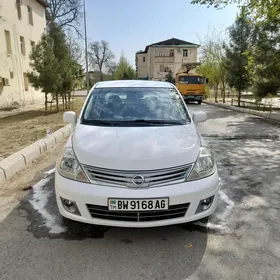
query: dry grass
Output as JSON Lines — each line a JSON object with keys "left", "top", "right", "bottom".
{"left": 0, "top": 98, "right": 85, "bottom": 160}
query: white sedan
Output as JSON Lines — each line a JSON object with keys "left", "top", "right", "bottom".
{"left": 55, "top": 80, "right": 220, "bottom": 227}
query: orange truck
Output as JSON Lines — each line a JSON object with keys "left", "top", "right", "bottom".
{"left": 175, "top": 63, "right": 207, "bottom": 105}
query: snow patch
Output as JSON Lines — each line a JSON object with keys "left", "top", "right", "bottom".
{"left": 217, "top": 190, "right": 235, "bottom": 221}
{"left": 195, "top": 179, "right": 235, "bottom": 234}
{"left": 241, "top": 195, "right": 268, "bottom": 210}
{"left": 29, "top": 177, "right": 66, "bottom": 234}
{"left": 194, "top": 221, "right": 231, "bottom": 234}
{"left": 44, "top": 168, "right": 56, "bottom": 176}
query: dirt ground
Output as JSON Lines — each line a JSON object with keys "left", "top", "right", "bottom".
{"left": 0, "top": 98, "right": 85, "bottom": 160}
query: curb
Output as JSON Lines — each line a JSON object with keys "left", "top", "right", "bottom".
{"left": 203, "top": 101, "right": 280, "bottom": 123}
{"left": 0, "top": 124, "right": 71, "bottom": 183}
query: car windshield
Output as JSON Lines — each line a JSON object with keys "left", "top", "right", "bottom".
{"left": 81, "top": 87, "right": 190, "bottom": 126}
{"left": 178, "top": 76, "right": 204, "bottom": 84}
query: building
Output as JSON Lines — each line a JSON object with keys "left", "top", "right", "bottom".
{"left": 0, "top": 0, "right": 47, "bottom": 108}
{"left": 135, "top": 38, "right": 200, "bottom": 81}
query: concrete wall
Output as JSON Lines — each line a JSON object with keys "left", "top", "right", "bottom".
{"left": 0, "top": 0, "right": 46, "bottom": 108}
{"left": 136, "top": 45, "right": 198, "bottom": 81}
{"left": 135, "top": 52, "right": 148, "bottom": 79}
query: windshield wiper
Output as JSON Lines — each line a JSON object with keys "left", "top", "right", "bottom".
{"left": 81, "top": 119, "right": 187, "bottom": 126}
{"left": 81, "top": 120, "right": 119, "bottom": 126}
{"left": 128, "top": 119, "right": 186, "bottom": 125}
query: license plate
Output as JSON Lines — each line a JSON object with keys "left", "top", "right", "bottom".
{"left": 108, "top": 198, "right": 169, "bottom": 211}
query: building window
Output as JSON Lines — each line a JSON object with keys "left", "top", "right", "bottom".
{"left": 31, "top": 40, "right": 35, "bottom": 50}
{"left": 10, "top": 72, "right": 14, "bottom": 79}
{"left": 20, "top": 36, "right": 26, "bottom": 55}
{"left": 27, "top": 6, "right": 33, "bottom": 25}
{"left": 156, "top": 51, "right": 174, "bottom": 57}
{"left": 183, "top": 49, "right": 188, "bottom": 57}
{"left": 23, "top": 73, "right": 29, "bottom": 91}
{"left": 159, "top": 65, "right": 171, "bottom": 73}
{"left": 16, "top": 1, "right": 22, "bottom": 20}
{"left": 2, "top": 78, "right": 10, "bottom": 86}
{"left": 143, "top": 57, "right": 146, "bottom": 62}
{"left": 5, "top": 30, "right": 12, "bottom": 54}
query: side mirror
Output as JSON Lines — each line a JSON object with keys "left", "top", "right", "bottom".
{"left": 63, "top": 111, "right": 77, "bottom": 130}
{"left": 192, "top": 111, "right": 207, "bottom": 124}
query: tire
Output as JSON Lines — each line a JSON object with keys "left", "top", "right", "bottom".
{"left": 197, "top": 100, "right": 202, "bottom": 105}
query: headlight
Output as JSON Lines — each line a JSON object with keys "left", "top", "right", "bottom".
{"left": 57, "top": 147, "right": 89, "bottom": 182}
{"left": 187, "top": 146, "right": 216, "bottom": 181}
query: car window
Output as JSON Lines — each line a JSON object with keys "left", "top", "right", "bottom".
{"left": 81, "top": 87, "right": 190, "bottom": 126}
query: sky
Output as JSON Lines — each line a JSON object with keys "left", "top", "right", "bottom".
{"left": 85, "top": 0, "right": 239, "bottom": 66}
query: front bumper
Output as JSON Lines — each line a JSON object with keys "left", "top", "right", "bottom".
{"left": 182, "top": 95, "right": 203, "bottom": 101}
{"left": 55, "top": 171, "right": 220, "bottom": 228}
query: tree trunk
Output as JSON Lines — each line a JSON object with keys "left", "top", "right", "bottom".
{"left": 68, "top": 93, "right": 71, "bottom": 110}
{"left": 62, "top": 94, "right": 65, "bottom": 110}
{"left": 214, "top": 87, "right": 218, "bottom": 103}
{"left": 222, "top": 85, "right": 226, "bottom": 103}
{"left": 56, "top": 92, "right": 59, "bottom": 111}
{"left": 99, "top": 65, "right": 103, "bottom": 81}
{"left": 64, "top": 95, "right": 67, "bottom": 109}
{"left": 238, "top": 89, "right": 241, "bottom": 107}
{"left": 45, "top": 93, "right": 48, "bottom": 112}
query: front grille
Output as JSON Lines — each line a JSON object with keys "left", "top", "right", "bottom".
{"left": 83, "top": 164, "right": 193, "bottom": 188}
{"left": 87, "top": 203, "right": 189, "bottom": 222}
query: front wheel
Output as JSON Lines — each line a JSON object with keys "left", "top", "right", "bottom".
{"left": 197, "top": 100, "right": 202, "bottom": 105}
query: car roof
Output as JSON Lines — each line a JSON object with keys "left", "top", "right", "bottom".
{"left": 95, "top": 80, "right": 174, "bottom": 88}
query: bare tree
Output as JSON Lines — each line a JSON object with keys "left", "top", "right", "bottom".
{"left": 107, "top": 62, "right": 117, "bottom": 77}
{"left": 67, "top": 33, "right": 83, "bottom": 63}
{"left": 46, "top": 0, "right": 82, "bottom": 35}
{"left": 88, "top": 41, "right": 115, "bottom": 81}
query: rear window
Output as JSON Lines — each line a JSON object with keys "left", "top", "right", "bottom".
{"left": 81, "top": 87, "right": 190, "bottom": 126}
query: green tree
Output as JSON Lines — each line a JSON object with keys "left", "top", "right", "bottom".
{"left": 224, "top": 7, "right": 252, "bottom": 106}
{"left": 247, "top": 19, "right": 280, "bottom": 99}
{"left": 27, "top": 33, "right": 60, "bottom": 111}
{"left": 199, "top": 61, "right": 221, "bottom": 102}
{"left": 199, "top": 29, "right": 228, "bottom": 103}
{"left": 28, "top": 23, "right": 81, "bottom": 111}
{"left": 191, "top": 0, "right": 280, "bottom": 22}
{"left": 114, "top": 54, "right": 136, "bottom": 80}
{"left": 165, "top": 70, "right": 174, "bottom": 83}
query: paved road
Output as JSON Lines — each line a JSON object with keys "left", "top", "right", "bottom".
{"left": 1, "top": 104, "right": 280, "bottom": 280}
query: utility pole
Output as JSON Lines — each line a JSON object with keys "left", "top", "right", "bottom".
{"left": 83, "top": 0, "right": 89, "bottom": 95}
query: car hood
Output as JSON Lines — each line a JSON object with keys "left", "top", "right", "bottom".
{"left": 73, "top": 123, "right": 201, "bottom": 170}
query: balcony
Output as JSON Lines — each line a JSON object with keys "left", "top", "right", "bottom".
{"left": 154, "top": 56, "right": 174, "bottom": 63}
